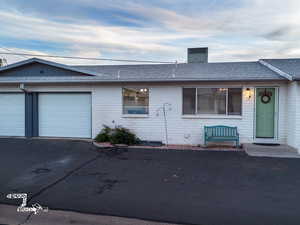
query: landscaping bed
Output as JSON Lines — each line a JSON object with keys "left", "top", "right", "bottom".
{"left": 94, "top": 125, "right": 243, "bottom": 151}
{"left": 93, "top": 141, "right": 243, "bottom": 151}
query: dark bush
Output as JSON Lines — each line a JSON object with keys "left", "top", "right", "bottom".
{"left": 94, "top": 125, "right": 112, "bottom": 142}
{"left": 110, "top": 126, "right": 139, "bottom": 145}
{"left": 94, "top": 125, "right": 139, "bottom": 145}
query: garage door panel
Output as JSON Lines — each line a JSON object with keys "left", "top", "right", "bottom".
{"left": 0, "top": 94, "right": 25, "bottom": 136}
{"left": 39, "top": 93, "right": 91, "bottom": 138}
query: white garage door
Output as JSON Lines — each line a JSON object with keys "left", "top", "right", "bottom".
{"left": 39, "top": 93, "right": 91, "bottom": 138}
{"left": 0, "top": 93, "right": 25, "bottom": 136}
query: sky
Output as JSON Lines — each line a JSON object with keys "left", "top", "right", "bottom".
{"left": 0, "top": 0, "right": 300, "bottom": 65}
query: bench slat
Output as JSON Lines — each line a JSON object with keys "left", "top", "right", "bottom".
{"left": 204, "top": 125, "right": 239, "bottom": 148}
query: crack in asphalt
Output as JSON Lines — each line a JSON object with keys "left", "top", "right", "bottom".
{"left": 17, "top": 154, "right": 101, "bottom": 225}
{"left": 96, "top": 179, "right": 119, "bottom": 195}
{"left": 17, "top": 212, "right": 33, "bottom": 225}
{"left": 14, "top": 154, "right": 101, "bottom": 225}
{"left": 28, "top": 155, "right": 101, "bottom": 202}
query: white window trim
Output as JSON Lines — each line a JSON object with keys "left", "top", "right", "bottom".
{"left": 122, "top": 114, "right": 149, "bottom": 118}
{"left": 122, "top": 87, "right": 150, "bottom": 115}
{"left": 182, "top": 115, "right": 242, "bottom": 119}
{"left": 182, "top": 87, "right": 243, "bottom": 116}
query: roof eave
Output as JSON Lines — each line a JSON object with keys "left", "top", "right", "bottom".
{"left": 0, "top": 78, "right": 286, "bottom": 84}
{"left": 0, "top": 58, "right": 102, "bottom": 77}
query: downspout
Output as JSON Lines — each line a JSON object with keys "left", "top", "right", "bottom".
{"left": 19, "top": 83, "right": 28, "bottom": 92}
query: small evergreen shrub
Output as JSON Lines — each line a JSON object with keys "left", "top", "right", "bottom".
{"left": 110, "top": 126, "right": 139, "bottom": 145}
{"left": 94, "top": 125, "right": 139, "bottom": 145}
{"left": 94, "top": 125, "right": 112, "bottom": 142}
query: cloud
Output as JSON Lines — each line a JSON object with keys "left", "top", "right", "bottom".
{"left": 1, "top": 0, "right": 300, "bottom": 65}
{"left": 0, "top": 10, "right": 187, "bottom": 64}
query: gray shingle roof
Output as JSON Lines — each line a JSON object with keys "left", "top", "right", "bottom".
{"left": 73, "top": 61, "right": 284, "bottom": 82}
{"left": 0, "top": 58, "right": 288, "bottom": 83}
{"left": 262, "top": 58, "right": 300, "bottom": 80}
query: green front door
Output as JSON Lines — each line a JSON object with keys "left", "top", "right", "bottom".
{"left": 256, "top": 88, "right": 276, "bottom": 138}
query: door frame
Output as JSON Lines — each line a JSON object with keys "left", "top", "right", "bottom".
{"left": 253, "top": 86, "right": 279, "bottom": 143}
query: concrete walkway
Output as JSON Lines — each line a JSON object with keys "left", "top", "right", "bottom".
{"left": 244, "top": 143, "right": 300, "bottom": 158}
{"left": 0, "top": 204, "right": 180, "bottom": 225}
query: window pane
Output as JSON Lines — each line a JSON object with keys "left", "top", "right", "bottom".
{"left": 197, "top": 88, "right": 226, "bottom": 114}
{"left": 183, "top": 88, "right": 196, "bottom": 114}
{"left": 123, "top": 88, "right": 149, "bottom": 114}
{"left": 228, "top": 88, "right": 242, "bottom": 115}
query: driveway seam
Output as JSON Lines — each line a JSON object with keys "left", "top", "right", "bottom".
{"left": 17, "top": 212, "right": 34, "bottom": 225}
{"left": 28, "top": 155, "right": 100, "bottom": 202}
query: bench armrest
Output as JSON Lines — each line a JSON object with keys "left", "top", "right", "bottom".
{"left": 204, "top": 130, "right": 208, "bottom": 138}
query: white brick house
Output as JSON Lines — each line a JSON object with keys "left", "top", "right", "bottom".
{"left": 1, "top": 49, "right": 300, "bottom": 152}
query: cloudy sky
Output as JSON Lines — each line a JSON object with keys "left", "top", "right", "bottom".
{"left": 0, "top": 0, "right": 300, "bottom": 65}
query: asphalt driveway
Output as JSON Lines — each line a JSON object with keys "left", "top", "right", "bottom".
{"left": 0, "top": 138, "right": 98, "bottom": 204}
{"left": 1, "top": 138, "right": 300, "bottom": 225}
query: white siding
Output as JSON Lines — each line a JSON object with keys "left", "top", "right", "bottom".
{"left": 287, "top": 82, "right": 300, "bottom": 152}
{"left": 92, "top": 82, "right": 288, "bottom": 145}
{"left": 0, "top": 82, "right": 289, "bottom": 146}
{"left": 278, "top": 84, "right": 288, "bottom": 144}
{"left": 296, "top": 83, "right": 300, "bottom": 152}
{"left": 286, "top": 82, "right": 298, "bottom": 149}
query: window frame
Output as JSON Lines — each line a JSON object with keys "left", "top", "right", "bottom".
{"left": 122, "top": 87, "right": 150, "bottom": 116}
{"left": 182, "top": 86, "right": 243, "bottom": 117}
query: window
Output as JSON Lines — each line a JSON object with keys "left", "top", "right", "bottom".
{"left": 182, "top": 88, "right": 242, "bottom": 116}
{"left": 228, "top": 88, "right": 242, "bottom": 115}
{"left": 197, "top": 88, "right": 226, "bottom": 114}
{"left": 183, "top": 88, "right": 196, "bottom": 114}
{"left": 123, "top": 88, "right": 149, "bottom": 114}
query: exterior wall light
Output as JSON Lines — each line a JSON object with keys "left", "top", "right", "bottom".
{"left": 245, "top": 88, "right": 252, "bottom": 99}
{"left": 140, "top": 88, "right": 147, "bottom": 92}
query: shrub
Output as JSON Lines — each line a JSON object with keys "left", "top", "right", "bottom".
{"left": 94, "top": 125, "right": 139, "bottom": 145}
{"left": 94, "top": 125, "right": 112, "bottom": 142}
{"left": 110, "top": 126, "right": 139, "bottom": 145}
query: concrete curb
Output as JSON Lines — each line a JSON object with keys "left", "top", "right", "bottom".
{"left": 92, "top": 141, "right": 115, "bottom": 149}
{"left": 0, "top": 204, "right": 180, "bottom": 225}
{"left": 92, "top": 141, "right": 244, "bottom": 152}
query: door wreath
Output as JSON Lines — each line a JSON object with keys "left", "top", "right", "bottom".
{"left": 261, "top": 94, "right": 271, "bottom": 104}
{"left": 259, "top": 88, "right": 272, "bottom": 104}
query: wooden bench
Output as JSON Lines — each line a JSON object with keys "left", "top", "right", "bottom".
{"left": 204, "top": 125, "right": 239, "bottom": 148}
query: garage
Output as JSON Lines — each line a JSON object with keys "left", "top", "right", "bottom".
{"left": 0, "top": 93, "right": 25, "bottom": 136}
{"left": 38, "top": 93, "right": 92, "bottom": 138}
